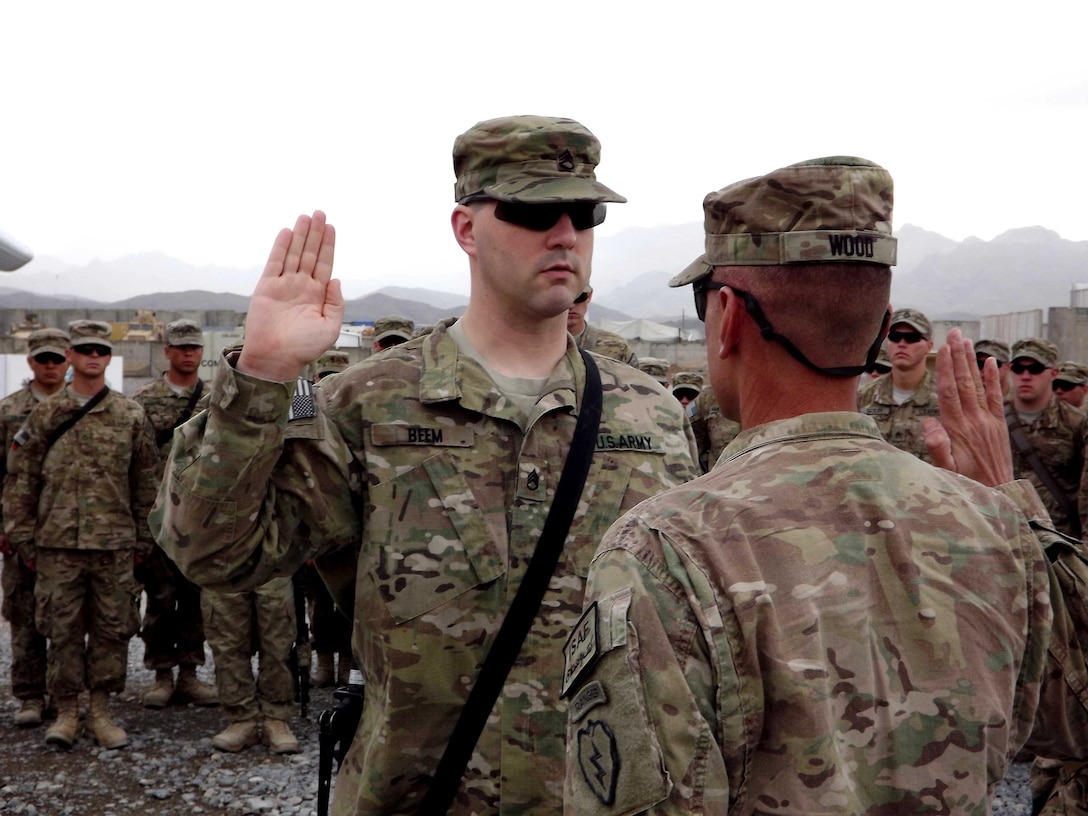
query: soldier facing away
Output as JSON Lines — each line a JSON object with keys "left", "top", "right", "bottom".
{"left": 0, "top": 327, "right": 70, "bottom": 728}
{"left": 150, "top": 115, "right": 698, "bottom": 814}
{"left": 563, "top": 157, "right": 1088, "bottom": 815}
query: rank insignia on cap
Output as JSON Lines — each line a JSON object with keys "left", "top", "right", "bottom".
{"left": 578, "top": 719, "right": 619, "bottom": 806}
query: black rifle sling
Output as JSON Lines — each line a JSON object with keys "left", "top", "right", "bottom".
{"left": 44, "top": 386, "right": 110, "bottom": 455}
{"left": 1005, "top": 404, "right": 1082, "bottom": 538}
{"left": 156, "top": 379, "right": 205, "bottom": 447}
{"left": 419, "top": 349, "right": 603, "bottom": 815}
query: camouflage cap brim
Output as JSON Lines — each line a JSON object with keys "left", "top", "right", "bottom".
{"left": 479, "top": 173, "right": 627, "bottom": 204}
{"left": 669, "top": 254, "right": 712, "bottom": 288}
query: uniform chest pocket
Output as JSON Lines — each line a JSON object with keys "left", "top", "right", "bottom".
{"left": 365, "top": 451, "right": 507, "bottom": 623}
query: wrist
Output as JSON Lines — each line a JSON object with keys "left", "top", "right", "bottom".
{"left": 236, "top": 348, "right": 305, "bottom": 383}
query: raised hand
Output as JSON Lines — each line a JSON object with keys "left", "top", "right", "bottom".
{"left": 237, "top": 211, "right": 344, "bottom": 382}
{"left": 923, "top": 328, "right": 1014, "bottom": 487}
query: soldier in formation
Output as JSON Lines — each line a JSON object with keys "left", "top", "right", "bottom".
{"left": 688, "top": 385, "right": 741, "bottom": 474}
{"left": 567, "top": 284, "right": 639, "bottom": 366}
{"left": 669, "top": 371, "right": 702, "bottom": 408}
{"left": 129, "top": 319, "right": 218, "bottom": 708}
{"left": 4, "top": 320, "right": 159, "bottom": 749}
{"left": 371, "top": 315, "right": 414, "bottom": 352}
{"left": 637, "top": 356, "right": 670, "bottom": 387}
{"left": 0, "top": 328, "right": 70, "bottom": 727}
{"left": 151, "top": 114, "right": 698, "bottom": 814}
{"left": 1054, "top": 361, "right": 1088, "bottom": 409}
{"left": 563, "top": 155, "right": 1088, "bottom": 815}
{"left": 856, "top": 307, "right": 939, "bottom": 462}
{"left": 975, "top": 338, "right": 1011, "bottom": 397}
{"left": 1005, "top": 338, "right": 1088, "bottom": 539}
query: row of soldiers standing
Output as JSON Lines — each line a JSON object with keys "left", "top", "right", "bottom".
{"left": 0, "top": 319, "right": 304, "bottom": 753}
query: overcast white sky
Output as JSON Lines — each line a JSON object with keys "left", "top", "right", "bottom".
{"left": 3, "top": 1, "right": 1086, "bottom": 299}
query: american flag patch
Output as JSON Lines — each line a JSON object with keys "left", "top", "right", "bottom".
{"left": 287, "top": 377, "right": 315, "bottom": 421}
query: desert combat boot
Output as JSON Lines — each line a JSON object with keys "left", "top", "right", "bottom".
{"left": 143, "top": 668, "right": 174, "bottom": 708}
{"left": 44, "top": 696, "right": 80, "bottom": 748}
{"left": 212, "top": 718, "right": 260, "bottom": 752}
{"left": 262, "top": 717, "right": 300, "bottom": 754}
{"left": 173, "top": 665, "right": 219, "bottom": 706}
{"left": 15, "top": 696, "right": 45, "bottom": 727}
{"left": 88, "top": 689, "right": 128, "bottom": 749}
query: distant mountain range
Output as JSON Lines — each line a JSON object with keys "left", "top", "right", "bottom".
{"left": 2, "top": 224, "right": 1086, "bottom": 325}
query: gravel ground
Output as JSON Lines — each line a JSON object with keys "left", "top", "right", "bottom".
{"left": 0, "top": 616, "right": 1036, "bottom": 815}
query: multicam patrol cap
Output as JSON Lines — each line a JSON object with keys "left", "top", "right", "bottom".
{"left": 165, "top": 319, "right": 204, "bottom": 347}
{"left": 638, "top": 357, "right": 670, "bottom": 386}
{"left": 453, "top": 116, "right": 627, "bottom": 205}
{"left": 669, "top": 156, "right": 897, "bottom": 288}
{"left": 889, "top": 308, "right": 932, "bottom": 338}
{"left": 975, "top": 339, "right": 1010, "bottom": 364}
{"left": 67, "top": 319, "right": 113, "bottom": 349}
{"left": 314, "top": 349, "right": 350, "bottom": 378}
{"left": 373, "top": 316, "right": 414, "bottom": 346}
{"left": 871, "top": 347, "right": 892, "bottom": 373}
{"left": 670, "top": 371, "right": 703, "bottom": 398}
{"left": 1056, "top": 361, "right": 1088, "bottom": 385}
{"left": 27, "top": 327, "right": 69, "bottom": 357}
{"left": 1011, "top": 337, "right": 1059, "bottom": 367}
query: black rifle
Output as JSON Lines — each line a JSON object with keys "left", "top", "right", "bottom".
{"left": 317, "top": 671, "right": 364, "bottom": 816}
{"left": 291, "top": 569, "right": 311, "bottom": 718}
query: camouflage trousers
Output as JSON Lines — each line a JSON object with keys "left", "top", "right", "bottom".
{"left": 201, "top": 576, "right": 296, "bottom": 723}
{"left": 34, "top": 548, "right": 141, "bottom": 697}
{"left": 138, "top": 545, "right": 207, "bottom": 670}
{"left": 2, "top": 553, "right": 47, "bottom": 700}
{"left": 1033, "top": 757, "right": 1088, "bottom": 816}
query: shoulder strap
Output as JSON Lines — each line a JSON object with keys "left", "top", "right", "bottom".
{"left": 419, "top": 349, "right": 603, "bottom": 815}
{"left": 1005, "top": 404, "right": 1082, "bottom": 538}
{"left": 44, "top": 386, "right": 110, "bottom": 455}
{"left": 156, "top": 380, "right": 206, "bottom": 447}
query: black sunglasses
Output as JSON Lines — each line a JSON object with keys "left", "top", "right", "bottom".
{"left": 887, "top": 330, "right": 925, "bottom": 344}
{"left": 1010, "top": 361, "right": 1049, "bottom": 376}
{"left": 693, "top": 279, "right": 728, "bottom": 322}
{"left": 1054, "top": 380, "right": 1078, "bottom": 392}
{"left": 493, "top": 201, "right": 606, "bottom": 232}
{"left": 572, "top": 290, "right": 590, "bottom": 305}
{"left": 72, "top": 344, "right": 111, "bottom": 357}
{"left": 32, "top": 352, "right": 66, "bottom": 365}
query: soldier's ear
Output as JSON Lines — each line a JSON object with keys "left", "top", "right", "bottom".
{"left": 715, "top": 286, "right": 744, "bottom": 360}
{"left": 451, "top": 205, "right": 478, "bottom": 258}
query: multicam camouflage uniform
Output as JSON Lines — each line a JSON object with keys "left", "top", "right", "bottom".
{"left": 856, "top": 367, "right": 940, "bottom": 463}
{"left": 130, "top": 374, "right": 210, "bottom": 673}
{"left": 688, "top": 387, "right": 740, "bottom": 473}
{"left": 152, "top": 321, "right": 698, "bottom": 815}
{"left": 201, "top": 576, "right": 296, "bottom": 724}
{"left": 1008, "top": 398, "right": 1088, "bottom": 539}
{"left": 4, "top": 388, "right": 159, "bottom": 697}
{"left": 0, "top": 383, "right": 48, "bottom": 704}
{"left": 576, "top": 323, "right": 638, "bottom": 368}
{"left": 564, "top": 413, "right": 1088, "bottom": 815}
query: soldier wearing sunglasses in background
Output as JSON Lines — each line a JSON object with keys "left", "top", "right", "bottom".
{"left": 150, "top": 115, "right": 698, "bottom": 814}
{"left": 0, "top": 328, "right": 70, "bottom": 728}
{"left": 975, "top": 338, "right": 1011, "bottom": 398}
{"left": 4, "top": 320, "right": 158, "bottom": 750}
{"left": 567, "top": 284, "right": 639, "bottom": 367}
{"left": 1053, "top": 361, "right": 1088, "bottom": 410}
{"left": 856, "top": 307, "right": 938, "bottom": 461}
{"left": 1005, "top": 338, "right": 1088, "bottom": 540}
